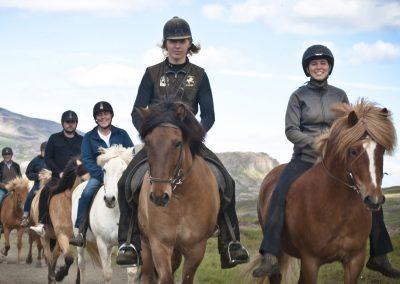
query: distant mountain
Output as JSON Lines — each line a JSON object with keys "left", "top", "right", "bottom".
{"left": 0, "top": 107, "right": 279, "bottom": 201}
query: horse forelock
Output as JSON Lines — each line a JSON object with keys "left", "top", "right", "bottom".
{"left": 5, "top": 177, "right": 29, "bottom": 192}
{"left": 97, "top": 145, "right": 133, "bottom": 167}
{"left": 140, "top": 101, "right": 206, "bottom": 156}
{"left": 318, "top": 99, "right": 397, "bottom": 162}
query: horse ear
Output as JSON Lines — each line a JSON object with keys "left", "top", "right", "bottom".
{"left": 348, "top": 111, "right": 358, "bottom": 127}
{"left": 137, "top": 107, "right": 151, "bottom": 119}
{"left": 176, "top": 104, "right": 187, "bottom": 121}
{"left": 381, "top": 107, "right": 388, "bottom": 117}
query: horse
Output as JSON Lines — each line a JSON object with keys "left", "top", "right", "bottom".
{"left": 245, "top": 100, "right": 397, "bottom": 284}
{"left": 30, "top": 157, "right": 88, "bottom": 283}
{"left": 71, "top": 145, "right": 138, "bottom": 284}
{"left": 135, "top": 101, "right": 220, "bottom": 284}
{"left": 0, "top": 177, "right": 29, "bottom": 263}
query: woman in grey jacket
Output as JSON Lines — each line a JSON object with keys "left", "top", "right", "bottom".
{"left": 253, "top": 44, "right": 400, "bottom": 278}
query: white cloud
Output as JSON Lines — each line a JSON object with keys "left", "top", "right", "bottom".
{"left": 0, "top": 0, "right": 166, "bottom": 14}
{"left": 201, "top": 4, "right": 226, "bottom": 20}
{"left": 191, "top": 46, "right": 246, "bottom": 69}
{"left": 68, "top": 63, "right": 142, "bottom": 87}
{"left": 348, "top": 41, "right": 400, "bottom": 64}
{"left": 202, "top": 0, "right": 400, "bottom": 34}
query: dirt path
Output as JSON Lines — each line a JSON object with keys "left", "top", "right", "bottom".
{"left": 0, "top": 231, "right": 133, "bottom": 284}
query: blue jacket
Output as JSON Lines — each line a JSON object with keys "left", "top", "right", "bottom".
{"left": 81, "top": 126, "right": 134, "bottom": 182}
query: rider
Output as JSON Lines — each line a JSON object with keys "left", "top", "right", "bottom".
{"left": 116, "top": 16, "right": 249, "bottom": 268}
{"left": 21, "top": 142, "right": 48, "bottom": 227}
{"left": 69, "top": 101, "right": 134, "bottom": 247}
{"left": 0, "top": 147, "right": 22, "bottom": 233}
{"left": 30, "top": 110, "right": 83, "bottom": 236}
{"left": 252, "top": 44, "right": 400, "bottom": 279}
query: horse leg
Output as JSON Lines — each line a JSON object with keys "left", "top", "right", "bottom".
{"left": 343, "top": 250, "right": 366, "bottom": 284}
{"left": 26, "top": 230, "right": 33, "bottom": 264}
{"left": 48, "top": 242, "right": 61, "bottom": 284}
{"left": 16, "top": 227, "right": 24, "bottom": 263}
{"left": 96, "top": 238, "right": 113, "bottom": 284}
{"left": 151, "top": 241, "right": 174, "bottom": 284}
{"left": 298, "top": 257, "right": 319, "bottom": 284}
{"left": 36, "top": 235, "right": 44, "bottom": 267}
{"left": 77, "top": 246, "right": 86, "bottom": 284}
{"left": 0, "top": 227, "right": 11, "bottom": 262}
{"left": 141, "top": 240, "right": 157, "bottom": 284}
{"left": 127, "top": 266, "right": 139, "bottom": 284}
{"left": 172, "top": 248, "right": 182, "bottom": 274}
{"left": 181, "top": 240, "right": 207, "bottom": 284}
{"left": 55, "top": 234, "right": 74, "bottom": 282}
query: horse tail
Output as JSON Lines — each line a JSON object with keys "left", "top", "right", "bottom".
{"left": 240, "top": 253, "right": 299, "bottom": 284}
{"left": 85, "top": 242, "right": 102, "bottom": 267}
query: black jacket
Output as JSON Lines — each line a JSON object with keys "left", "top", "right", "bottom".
{"left": 26, "top": 155, "right": 47, "bottom": 190}
{"left": 45, "top": 131, "right": 83, "bottom": 177}
{"left": 0, "top": 161, "right": 22, "bottom": 185}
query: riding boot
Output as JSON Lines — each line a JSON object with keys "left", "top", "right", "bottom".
{"left": 20, "top": 214, "right": 30, "bottom": 227}
{"left": 366, "top": 254, "right": 400, "bottom": 278}
{"left": 252, "top": 253, "right": 280, "bottom": 278}
{"left": 69, "top": 214, "right": 89, "bottom": 247}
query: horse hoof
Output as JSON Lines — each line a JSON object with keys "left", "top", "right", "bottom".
{"left": 26, "top": 257, "right": 33, "bottom": 264}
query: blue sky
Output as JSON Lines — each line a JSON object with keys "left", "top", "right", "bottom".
{"left": 1, "top": 0, "right": 400, "bottom": 186}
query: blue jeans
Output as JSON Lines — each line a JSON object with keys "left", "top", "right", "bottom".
{"left": 259, "top": 156, "right": 313, "bottom": 255}
{"left": 23, "top": 184, "right": 39, "bottom": 215}
{"left": 75, "top": 178, "right": 102, "bottom": 228}
{"left": 0, "top": 188, "right": 7, "bottom": 206}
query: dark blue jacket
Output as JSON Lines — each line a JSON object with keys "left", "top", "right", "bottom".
{"left": 81, "top": 125, "right": 133, "bottom": 182}
{"left": 25, "top": 155, "right": 47, "bottom": 191}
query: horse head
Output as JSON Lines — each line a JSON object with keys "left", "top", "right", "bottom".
{"left": 319, "top": 100, "right": 396, "bottom": 211}
{"left": 5, "top": 178, "right": 29, "bottom": 214}
{"left": 138, "top": 101, "right": 205, "bottom": 207}
{"left": 97, "top": 145, "right": 133, "bottom": 208}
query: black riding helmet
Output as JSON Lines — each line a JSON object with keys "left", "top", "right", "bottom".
{"left": 2, "top": 147, "right": 13, "bottom": 156}
{"left": 61, "top": 110, "right": 78, "bottom": 123}
{"left": 93, "top": 101, "right": 114, "bottom": 119}
{"left": 163, "top": 16, "right": 192, "bottom": 40}
{"left": 302, "top": 45, "right": 334, "bottom": 77}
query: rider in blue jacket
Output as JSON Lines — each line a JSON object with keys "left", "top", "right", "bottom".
{"left": 69, "top": 101, "right": 134, "bottom": 247}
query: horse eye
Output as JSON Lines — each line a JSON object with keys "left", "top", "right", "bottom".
{"left": 175, "top": 141, "right": 182, "bottom": 148}
{"left": 349, "top": 149, "right": 358, "bottom": 157}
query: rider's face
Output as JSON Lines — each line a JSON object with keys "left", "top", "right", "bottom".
{"left": 166, "top": 38, "right": 191, "bottom": 64}
{"left": 62, "top": 121, "right": 77, "bottom": 133}
{"left": 2, "top": 154, "right": 12, "bottom": 162}
{"left": 308, "top": 59, "right": 330, "bottom": 81}
{"left": 96, "top": 111, "right": 112, "bottom": 129}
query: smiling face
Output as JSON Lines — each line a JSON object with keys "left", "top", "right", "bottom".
{"left": 95, "top": 111, "right": 113, "bottom": 129}
{"left": 308, "top": 58, "right": 330, "bottom": 81}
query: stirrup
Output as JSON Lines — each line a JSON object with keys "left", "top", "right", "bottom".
{"left": 118, "top": 243, "right": 140, "bottom": 267}
{"left": 227, "top": 241, "right": 249, "bottom": 264}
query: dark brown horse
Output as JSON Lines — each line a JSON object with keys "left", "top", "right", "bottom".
{"left": 0, "top": 177, "right": 29, "bottom": 263}
{"left": 246, "top": 100, "right": 397, "bottom": 284}
{"left": 136, "top": 101, "right": 220, "bottom": 284}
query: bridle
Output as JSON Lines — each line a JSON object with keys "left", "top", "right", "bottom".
{"left": 148, "top": 123, "right": 195, "bottom": 193}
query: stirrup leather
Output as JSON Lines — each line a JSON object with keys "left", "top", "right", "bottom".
{"left": 118, "top": 243, "right": 140, "bottom": 267}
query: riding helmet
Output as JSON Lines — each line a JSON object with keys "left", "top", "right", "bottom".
{"left": 163, "top": 16, "right": 192, "bottom": 40}
{"left": 2, "top": 147, "right": 13, "bottom": 156}
{"left": 61, "top": 110, "right": 78, "bottom": 123}
{"left": 93, "top": 101, "right": 114, "bottom": 119}
{"left": 302, "top": 44, "right": 334, "bottom": 77}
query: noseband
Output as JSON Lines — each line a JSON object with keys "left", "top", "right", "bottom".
{"left": 148, "top": 123, "right": 195, "bottom": 192}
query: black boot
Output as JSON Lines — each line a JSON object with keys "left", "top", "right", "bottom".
{"left": 366, "top": 254, "right": 400, "bottom": 278}
{"left": 252, "top": 253, "right": 280, "bottom": 277}
{"left": 220, "top": 241, "right": 250, "bottom": 269}
{"left": 69, "top": 232, "right": 85, "bottom": 247}
{"left": 116, "top": 243, "right": 141, "bottom": 267}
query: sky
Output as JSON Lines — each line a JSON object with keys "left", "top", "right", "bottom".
{"left": 0, "top": 0, "right": 399, "bottom": 186}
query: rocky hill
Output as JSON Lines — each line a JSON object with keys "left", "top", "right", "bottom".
{"left": 0, "top": 107, "right": 279, "bottom": 200}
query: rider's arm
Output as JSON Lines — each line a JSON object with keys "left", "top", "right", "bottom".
{"left": 25, "top": 158, "right": 38, "bottom": 181}
{"left": 197, "top": 73, "right": 215, "bottom": 132}
{"left": 121, "top": 130, "right": 134, "bottom": 148}
{"left": 81, "top": 134, "right": 103, "bottom": 182}
{"left": 131, "top": 68, "right": 153, "bottom": 132}
{"left": 285, "top": 92, "right": 315, "bottom": 148}
{"left": 44, "top": 135, "right": 62, "bottom": 177}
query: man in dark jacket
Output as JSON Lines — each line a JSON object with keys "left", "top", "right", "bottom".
{"left": 30, "top": 110, "right": 83, "bottom": 236}
{"left": 20, "top": 142, "right": 47, "bottom": 227}
{"left": 0, "top": 147, "right": 22, "bottom": 232}
{"left": 69, "top": 101, "right": 134, "bottom": 247}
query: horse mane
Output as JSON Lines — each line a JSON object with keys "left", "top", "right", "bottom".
{"left": 139, "top": 100, "right": 206, "bottom": 156}
{"left": 51, "top": 156, "right": 88, "bottom": 196}
{"left": 97, "top": 145, "right": 134, "bottom": 167}
{"left": 5, "top": 177, "right": 29, "bottom": 192}
{"left": 316, "top": 98, "right": 397, "bottom": 161}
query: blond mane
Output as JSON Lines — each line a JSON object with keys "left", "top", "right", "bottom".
{"left": 316, "top": 99, "right": 397, "bottom": 161}
{"left": 5, "top": 177, "right": 30, "bottom": 191}
{"left": 97, "top": 145, "right": 134, "bottom": 167}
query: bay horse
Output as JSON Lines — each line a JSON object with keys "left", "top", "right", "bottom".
{"left": 71, "top": 145, "right": 137, "bottom": 283}
{"left": 30, "top": 158, "right": 88, "bottom": 283}
{"left": 246, "top": 100, "right": 397, "bottom": 284}
{"left": 136, "top": 101, "right": 220, "bottom": 284}
{"left": 0, "top": 177, "right": 29, "bottom": 263}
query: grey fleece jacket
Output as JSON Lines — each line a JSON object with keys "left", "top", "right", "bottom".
{"left": 285, "top": 79, "right": 349, "bottom": 163}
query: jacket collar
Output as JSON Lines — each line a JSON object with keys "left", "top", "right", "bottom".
{"left": 307, "top": 78, "right": 328, "bottom": 91}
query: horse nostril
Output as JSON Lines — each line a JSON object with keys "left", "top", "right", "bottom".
{"left": 103, "top": 196, "right": 107, "bottom": 202}
{"left": 161, "top": 193, "right": 169, "bottom": 204}
{"left": 379, "top": 195, "right": 386, "bottom": 205}
{"left": 149, "top": 192, "right": 155, "bottom": 202}
{"left": 111, "top": 196, "right": 116, "bottom": 202}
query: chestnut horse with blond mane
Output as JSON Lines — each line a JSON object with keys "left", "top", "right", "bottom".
{"left": 136, "top": 101, "right": 220, "bottom": 284}
{"left": 0, "top": 177, "right": 29, "bottom": 263}
{"left": 246, "top": 100, "right": 396, "bottom": 284}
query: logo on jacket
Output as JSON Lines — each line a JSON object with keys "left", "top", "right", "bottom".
{"left": 185, "top": 76, "right": 195, "bottom": 87}
{"left": 160, "top": 75, "right": 169, "bottom": 87}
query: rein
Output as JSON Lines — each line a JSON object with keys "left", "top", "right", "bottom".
{"left": 148, "top": 123, "right": 195, "bottom": 192}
